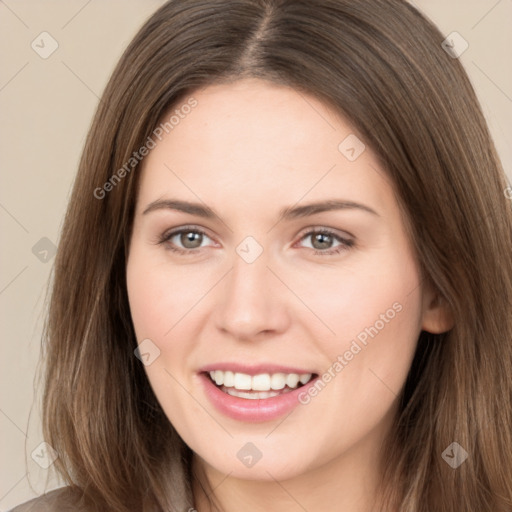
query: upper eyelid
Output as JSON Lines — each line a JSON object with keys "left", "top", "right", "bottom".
{"left": 163, "top": 225, "right": 215, "bottom": 241}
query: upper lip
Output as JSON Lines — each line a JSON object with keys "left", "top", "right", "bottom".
{"left": 199, "top": 362, "right": 318, "bottom": 376}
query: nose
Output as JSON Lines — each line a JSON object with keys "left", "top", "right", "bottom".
{"left": 213, "top": 249, "right": 291, "bottom": 341}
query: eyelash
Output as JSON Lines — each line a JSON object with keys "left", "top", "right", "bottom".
{"left": 156, "top": 225, "right": 355, "bottom": 257}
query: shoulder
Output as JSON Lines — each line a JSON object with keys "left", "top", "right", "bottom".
{"left": 8, "top": 487, "right": 92, "bottom": 512}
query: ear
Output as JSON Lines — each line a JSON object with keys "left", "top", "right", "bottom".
{"left": 420, "top": 279, "right": 455, "bottom": 334}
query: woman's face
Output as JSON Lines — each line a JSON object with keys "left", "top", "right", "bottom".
{"left": 126, "top": 78, "right": 450, "bottom": 483}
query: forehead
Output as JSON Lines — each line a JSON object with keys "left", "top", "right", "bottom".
{"left": 168, "top": 78, "right": 344, "bottom": 158}
{"left": 136, "top": 79, "right": 394, "bottom": 220}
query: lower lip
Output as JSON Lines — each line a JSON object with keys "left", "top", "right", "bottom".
{"left": 199, "top": 373, "right": 319, "bottom": 422}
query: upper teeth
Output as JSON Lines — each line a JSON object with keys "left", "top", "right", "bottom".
{"left": 209, "top": 370, "right": 313, "bottom": 391}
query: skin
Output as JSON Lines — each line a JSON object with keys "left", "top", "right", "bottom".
{"left": 126, "top": 78, "right": 453, "bottom": 512}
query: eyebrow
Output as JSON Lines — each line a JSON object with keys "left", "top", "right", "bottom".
{"left": 142, "top": 198, "right": 379, "bottom": 220}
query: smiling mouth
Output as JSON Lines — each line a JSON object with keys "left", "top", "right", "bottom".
{"left": 204, "top": 370, "right": 318, "bottom": 400}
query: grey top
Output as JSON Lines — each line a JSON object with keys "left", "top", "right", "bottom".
{"left": 8, "top": 487, "right": 90, "bottom": 512}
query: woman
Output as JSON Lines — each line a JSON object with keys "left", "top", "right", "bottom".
{"left": 11, "top": 0, "right": 512, "bottom": 511}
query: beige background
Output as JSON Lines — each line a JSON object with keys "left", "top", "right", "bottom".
{"left": 1, "top": 1, "right": 511, "bottom": 509}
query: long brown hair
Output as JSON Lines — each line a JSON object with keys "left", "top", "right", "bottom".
{"left": 38, "top": 0, "right": 512, "bottom": 510}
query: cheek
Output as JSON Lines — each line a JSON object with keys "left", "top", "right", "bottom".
{"left": 126, "top": 246, "right": 219, "bottom": 394}
{"left": 126, "top": 269, "right": 167, "bottom": 341}
{"left": 295, "top": 240, "right": 422, "bottom": 380}
{"left": 126, "top": 248, "right": 203, "bottom": 414}
{"left": 291, "top": 241, "right": 422, "bottom": 346}
{"left": 308, "top": 247, "right": 422, "bottom": 410}
{"left": 126, "top": 248, "right": 205, "bottom": 341}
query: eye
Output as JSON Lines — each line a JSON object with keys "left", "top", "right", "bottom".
{"left": 157, "top": 226, "right": 216, "bottom": 255}
{"left": 296, "top": 228, "right": 355, "bottom": 256}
